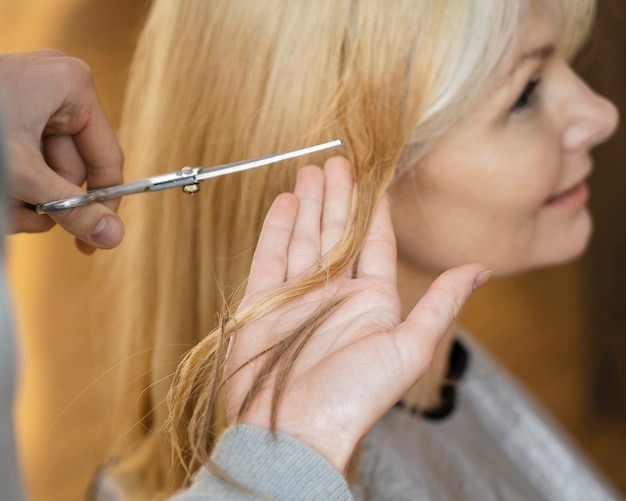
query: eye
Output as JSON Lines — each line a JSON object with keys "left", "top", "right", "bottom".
{"left": 511, "top": 77, "right": 542, "bottom": 113}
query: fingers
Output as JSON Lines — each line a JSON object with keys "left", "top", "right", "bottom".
{"left": 10, "top": 203, "right": 56, "bottom": 234}
{"left": 1, "top": 51, "right": 125, "bottom": 251}
{"left": 243, "top": 193, "right": 299, "bottom": 304}
{"left": 230, "top": 194, "right": 300, "bottom": 396}
{"left": 40, "top": 54, "right": 124, "bottom": 211}
{"left": 244, "top": 156, "right": 355, "bottom": 301}
{"left": 43, "top": 135, "right": 88, "bottom": 187}
{"left": 61, "top": 75, "right": 125, "bottom": 200}
{"left": 356, "top": 195, "right": 397, "bottom": 283}
{"left": 320, "top": 157, "right": 353, "bottom": 256}
{"left": 43, "top": 133, "right": 123, "bottom": 252}
{"left": 10, "top": 144, "right": 125, "bottom": 249}
{"left": 391, "top": 264, "right": 491, "bottom": 374}
{"left": 286, "top": 166, "right": 324, "bottom": 280}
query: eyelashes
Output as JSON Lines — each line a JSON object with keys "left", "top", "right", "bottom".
{"left": 511, "top": 77, "right": 542, "bottom": 113}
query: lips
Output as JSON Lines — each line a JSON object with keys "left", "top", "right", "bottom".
{"left": 544, "top": 180, "right": 589, "bottom": 207}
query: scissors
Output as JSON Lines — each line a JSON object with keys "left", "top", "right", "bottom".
{"left": 35, "top": 139, "right": 344, "bottom": 214}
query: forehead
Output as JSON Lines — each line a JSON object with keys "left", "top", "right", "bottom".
{"left": 498, "top": 9, "right": 560, "bottom": 84}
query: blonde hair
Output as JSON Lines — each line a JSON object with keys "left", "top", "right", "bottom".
{"left": 99, "top": 0, "right": 595, "bottom": 498}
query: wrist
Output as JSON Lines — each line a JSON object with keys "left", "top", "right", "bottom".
{"left": 240, "top": 416, "right": 357, "bottom": 473}
{"left": 281, "top": 428, "right": 355, "bottom": 474}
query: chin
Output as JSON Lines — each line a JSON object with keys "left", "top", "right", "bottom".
{"left": 543, "top": 242, "right": 589, "bottom": 269}
{"left": 533, "top": 211, "right": 594, "bottom": 270}
{"left": 493, "top": 212, "right": 594, "bottom": 276}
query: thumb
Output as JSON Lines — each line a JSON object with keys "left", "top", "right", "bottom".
{"left": 44, "top": 176, "right": 125, "bottom": 252}
{"left": 12, "top": 147, "right": 124, "bottom": 251}
{"left": 390, "top": 264, "right": 491, "bottom": 380}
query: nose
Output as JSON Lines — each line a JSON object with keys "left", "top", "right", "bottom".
{"left": 561, "top": 70, "right": 620, "bottom": 153}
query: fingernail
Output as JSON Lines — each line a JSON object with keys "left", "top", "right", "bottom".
{"left": 473, "top": 270, "right": 493, "bottom": 291}
{"left": 91, "top": 216, "right": 124, "bottom": 248}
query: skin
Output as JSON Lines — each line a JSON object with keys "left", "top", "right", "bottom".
{"left": 390, "top": 11, "right": 619, "bottom": 283}
{"left": 1, "top": 50, "right": 125, "bottom": 253}
{"left": 227, "top": 158, "right": 490, "bottom": 473}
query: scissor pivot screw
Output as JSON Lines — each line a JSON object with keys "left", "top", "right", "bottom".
{"left": 183, "top": 183, "right": 200, "bottom": 194}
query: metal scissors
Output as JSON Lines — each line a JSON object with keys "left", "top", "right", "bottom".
{"left": 35, "top": 139, "right": 344, "bottom": 214}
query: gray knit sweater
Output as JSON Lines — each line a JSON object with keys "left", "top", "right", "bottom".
{"left": 94, "top": 335, "right": 623, "bottom": 501}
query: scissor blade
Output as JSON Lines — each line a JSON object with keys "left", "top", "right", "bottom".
{"left": 194, "top": 139, "right": 344, "bottom": 181}
{"left": 35, "top": 139, "right": 344, "bottom": 213}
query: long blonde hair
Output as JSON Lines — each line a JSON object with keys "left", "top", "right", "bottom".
{"left": 99, "top": 0, "right": 595, "bottom": 498}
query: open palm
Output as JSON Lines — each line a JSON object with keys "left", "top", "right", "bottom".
{"left": 225, "top": 157, "right": 488, "bottom": 472}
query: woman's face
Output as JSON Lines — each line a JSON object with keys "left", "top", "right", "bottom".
{"left": 389, "top": 9, "right": 619, "bottom": 276}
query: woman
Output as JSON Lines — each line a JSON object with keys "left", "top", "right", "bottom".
{"left": 95, "top": 0, "right": 619, "bottom": 499}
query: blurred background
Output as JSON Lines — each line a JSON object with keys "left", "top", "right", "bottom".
{"left": 1, "top": 0, "right": 624, "bottom": 499}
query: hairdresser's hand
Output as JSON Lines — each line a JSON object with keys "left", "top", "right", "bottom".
{"left": 226, "top": 157, "right": 490, "bottom": 473}
{"left": 0, "top": 50, "right": 124, "bottom": 253}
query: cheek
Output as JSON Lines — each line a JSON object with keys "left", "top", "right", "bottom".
{"left": 479, "top": 129, "right": 563, "bottom": 206}
{"left": 389, "top": 143, "right": 564, "bottom": 273}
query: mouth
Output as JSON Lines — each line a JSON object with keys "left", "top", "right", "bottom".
{"left": 544, "top": 180, "right": 589, "bottom": 207}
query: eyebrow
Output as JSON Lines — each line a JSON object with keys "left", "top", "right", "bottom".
{"left": 519, "top": 44, "right": 555, "bottom": 64}
{"left": 509, "top": 43, "right": 555, "bottom": 77}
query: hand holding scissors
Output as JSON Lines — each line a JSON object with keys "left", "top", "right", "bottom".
{"left": 3, "top": 50, "right": 124, "bottom": 253}
{"left": 3, "top": 51, "right": 342, "bottom": 254}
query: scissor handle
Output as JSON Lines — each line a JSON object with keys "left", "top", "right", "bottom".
{"left": 35, "top": 179, "right": 154, "bottom": 213}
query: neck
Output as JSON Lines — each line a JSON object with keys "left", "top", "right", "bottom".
{"left": 396, "top": 256, "right": 459, "bottom": 410}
